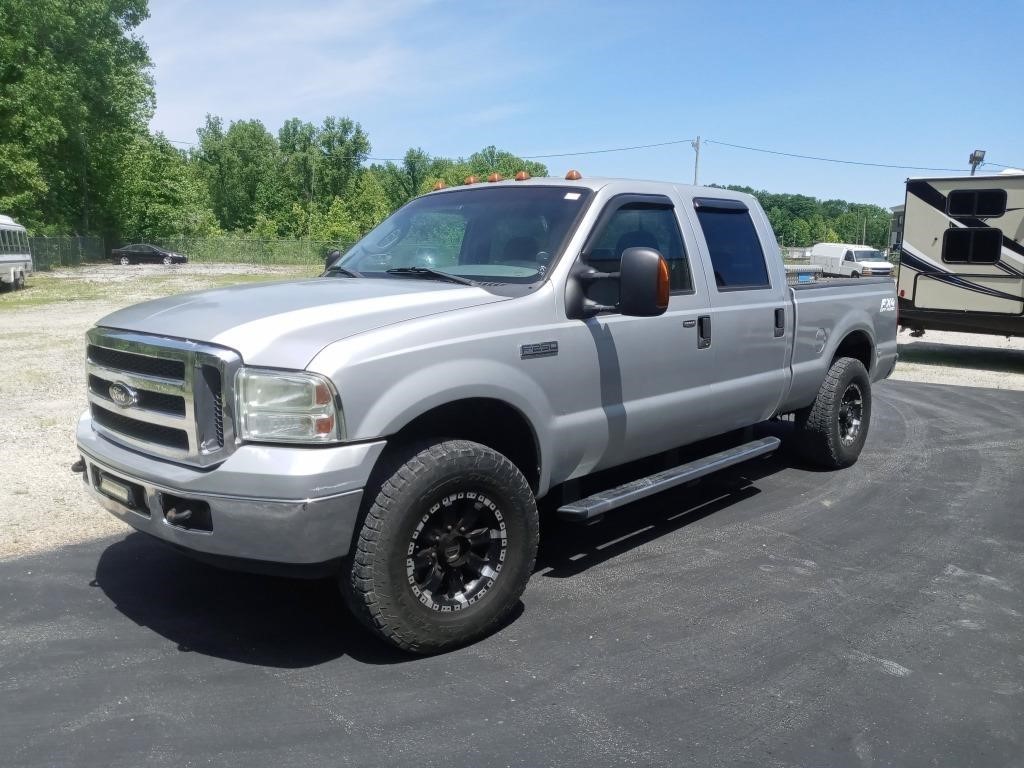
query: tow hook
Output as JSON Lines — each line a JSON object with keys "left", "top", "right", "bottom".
{"left": 71, "top": 458, "right": 85, "bottom": 474}
{"left": 165, "top": 507, "right": 193, "bottom": 524}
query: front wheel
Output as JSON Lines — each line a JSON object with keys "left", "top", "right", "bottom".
{"left": 162, "top": 255, "right": 172, "bottom": 265}
{"left": 794, "top": 356, "right": 871, "bottom": 469}
{"left": 341, "top": 440, "right": 539, "bottom": 654}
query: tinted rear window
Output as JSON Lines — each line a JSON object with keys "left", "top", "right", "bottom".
{"left": 694, "top": 201, "right": 770, "bottom": 290}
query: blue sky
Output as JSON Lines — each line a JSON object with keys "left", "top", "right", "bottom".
{"left": 141, "top": 0, "right": 1023, "bottom": 208}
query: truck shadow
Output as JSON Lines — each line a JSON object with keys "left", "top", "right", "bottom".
{"left": 897, "top": 340, "right": 1024, "bottom": 374}
{"left": 534, "top": 428, "right": 801, "bottom": 579}
{"left": 94, "top": 535, "right": 407, "bottom": 667}
{"left": 93, "top": 423, "right": 805, "bottom": 668}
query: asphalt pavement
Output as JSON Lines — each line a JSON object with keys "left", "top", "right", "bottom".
{"left": 2, "top": 380, "right": 1022, "bottom": 768}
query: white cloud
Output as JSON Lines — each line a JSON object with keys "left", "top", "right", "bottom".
{"left": 141, "top": 0, "right": 539, "bottom": 143}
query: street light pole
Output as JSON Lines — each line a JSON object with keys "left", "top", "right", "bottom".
{"left": 969, "top": 149, "right": 986, "bottom": 176}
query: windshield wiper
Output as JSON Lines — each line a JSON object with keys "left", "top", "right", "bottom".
{"left": 385, "top": 266, "right": 475, "bottom": 285}
{"left": 324, "top": 264, "right": 362, "bottom": 278}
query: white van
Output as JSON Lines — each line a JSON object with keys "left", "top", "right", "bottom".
{"left": 0, "top": 214, "right": 33, "bottom": 291}
{"left": 809, "top": 242, "right": 893, "bottom": 278}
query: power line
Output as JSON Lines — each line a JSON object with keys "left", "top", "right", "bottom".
{"left": 518, "top": 138, "right": 696, "bottom": 159}
{"left": 163, "top": 132, "right": 1018, "bottom": 174}
{"left": 704, "top": 139, "right": 968, "bottom": 172}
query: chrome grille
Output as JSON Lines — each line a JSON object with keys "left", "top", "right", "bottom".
{"left": 86, "top": 328, "right": 241, "bottom": 466}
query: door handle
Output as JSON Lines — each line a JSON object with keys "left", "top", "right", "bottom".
{"left": 774, "top": 307, "right": 785, "bottom": 337}
{"left": 697, "top": 315, "right": 711, "bottom": 349}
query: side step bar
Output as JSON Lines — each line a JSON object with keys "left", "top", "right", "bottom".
{"left": 557, "top": 437, "right": 780, "bottom": 522}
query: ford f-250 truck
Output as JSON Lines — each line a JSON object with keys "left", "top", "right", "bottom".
{"left": 75, "top": 174, "right": 897, "bottom": 653}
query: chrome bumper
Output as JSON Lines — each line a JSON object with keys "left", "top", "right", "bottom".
{"left": 76, "top": 411, "right": 386, "bottom": 565}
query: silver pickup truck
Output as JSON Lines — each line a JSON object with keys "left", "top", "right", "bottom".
{"left": 75, "top": 175, "right": 897, "bottom": 652}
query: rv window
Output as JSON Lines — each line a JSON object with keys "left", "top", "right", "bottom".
{"left": 942, "top": 227, "right": 1002, "bottom": 264}
{"left": 694, "top": 203, "right": 770, "bottom": 290}
{"left": 947, "top": 189, "right": 1007, "bottom": 218}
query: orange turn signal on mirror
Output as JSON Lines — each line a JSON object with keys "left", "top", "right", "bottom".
{"left": 656, "top": 257, "right": 670, "bottom": 310}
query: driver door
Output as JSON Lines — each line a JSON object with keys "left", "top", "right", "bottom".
{"left": 552, "top": 193, "right": 716, "bottom": 474}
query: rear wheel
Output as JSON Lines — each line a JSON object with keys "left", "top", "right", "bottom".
{"left": 119, "top": 255, "right": 131, "bottom": 266}
{"left": 13, "top": 272, "right": 25, "bottom": 290}
{"left": 342, "top": 440, "right": 539, "bottom": 654}
{"left": 794, "top": 356, "right": 871, "bottom": 469}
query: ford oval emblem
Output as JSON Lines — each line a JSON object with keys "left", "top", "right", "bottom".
{"left": 108, "top": 382, "right": 138, "bottom": 408}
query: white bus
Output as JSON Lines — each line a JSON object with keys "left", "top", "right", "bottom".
{"left": 897, "top": 172, "right": 1024, "bottom": 337}
{"left": 0, "top": 214, "right": 33, "bottom": 291}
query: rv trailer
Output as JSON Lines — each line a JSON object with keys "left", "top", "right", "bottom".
{"left": 897, "top": 172, "right": 1024, "bottom": 337}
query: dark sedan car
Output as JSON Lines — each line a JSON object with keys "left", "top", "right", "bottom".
{"left": 112, "top": 244, "right": 188, "bottom": 266}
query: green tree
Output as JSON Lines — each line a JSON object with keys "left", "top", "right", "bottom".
{"left": 194, "top": 116, "right": 285, "bottom": 231}
{"left": 112, "top": 133, "right": 217, "bottom": 239}
{"left": 0, "top": 0, "right": 155, "bottom": 236}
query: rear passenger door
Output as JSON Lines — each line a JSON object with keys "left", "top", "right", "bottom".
{"left": 688, "top": 197, "right": 789, "bottom": 428}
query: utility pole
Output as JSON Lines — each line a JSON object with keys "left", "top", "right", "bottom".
{"left": 862, "top": 217, "right": 866, "bottom": 245}
{"left": 691, "top": 136, "right": 701, "bottom": 185}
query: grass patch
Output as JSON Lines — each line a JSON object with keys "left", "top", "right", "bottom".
{"left": 0, "top": 265, "right": 320, "bottom": 312}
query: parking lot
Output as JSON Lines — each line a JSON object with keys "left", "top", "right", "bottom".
{"left": 2, "top": 265, "right": 1023, "bottom": 767}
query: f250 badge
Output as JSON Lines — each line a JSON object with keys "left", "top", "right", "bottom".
{"left": 880, "top": 297, "right": 896, "bottom": 312}
{"left": 520, "top": 341, "right": 558, "bottom": 359}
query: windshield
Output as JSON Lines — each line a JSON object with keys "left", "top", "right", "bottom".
{"left": 854, "top": 250, "right": 884, "bottom": 262}
{"left": 337, "top": 186, "right": 592, "bottom": 284}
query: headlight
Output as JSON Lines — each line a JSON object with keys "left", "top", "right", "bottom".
{"left": 235, "top": 369, "right": 344, "bottom": 443}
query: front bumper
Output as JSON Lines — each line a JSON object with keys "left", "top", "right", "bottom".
{"left": 76, "top": 411, "right": 386, "bottom": 566}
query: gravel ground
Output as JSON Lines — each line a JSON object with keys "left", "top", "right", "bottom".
{"left": 1, "top": 264, "right": 1021, "bottom": 559}
{"left": 892, "top": 328, "right": 1024, "bottom": 391}
{"left": 0, "top": 263, "right": 316, "bottom": 559}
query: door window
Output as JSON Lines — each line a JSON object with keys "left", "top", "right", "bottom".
{"left": 584, "top": 202, "right": 693, "bottom": 293}
{"left": 693, "top": 199, "right": 771, "bottom": 290}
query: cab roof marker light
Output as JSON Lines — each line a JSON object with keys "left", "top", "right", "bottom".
{"left": 565, "top": 169, "right": 582, "bottom": 180}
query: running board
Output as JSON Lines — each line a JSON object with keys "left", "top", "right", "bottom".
{"left": 556, "top": 437, "right": 780, "bottom": 522}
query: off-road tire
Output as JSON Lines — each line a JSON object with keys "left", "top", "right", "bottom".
{"left": 341, "top": 440, "right": 539, "bottom": 654}
{"left": 794, "top": 356, "right": 871, "bottom": 469}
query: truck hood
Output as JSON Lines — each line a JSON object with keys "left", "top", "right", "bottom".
{"left": 97, "top": 277, "right": 509, "bottom": 368}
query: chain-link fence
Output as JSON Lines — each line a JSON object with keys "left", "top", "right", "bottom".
{"left": 153, "top": 238, "right": 354, "bottom": 266}
{"left": 28, "top": 236, "right": 106, "bottom": 270}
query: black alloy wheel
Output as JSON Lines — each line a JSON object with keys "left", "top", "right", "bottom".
{"left": 407, "top": 490, "right": 507, "bottom": 612}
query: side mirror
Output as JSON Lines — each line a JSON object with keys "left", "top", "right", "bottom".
{"left": 618, "top": 247, "right": 670, "bottom": 317}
